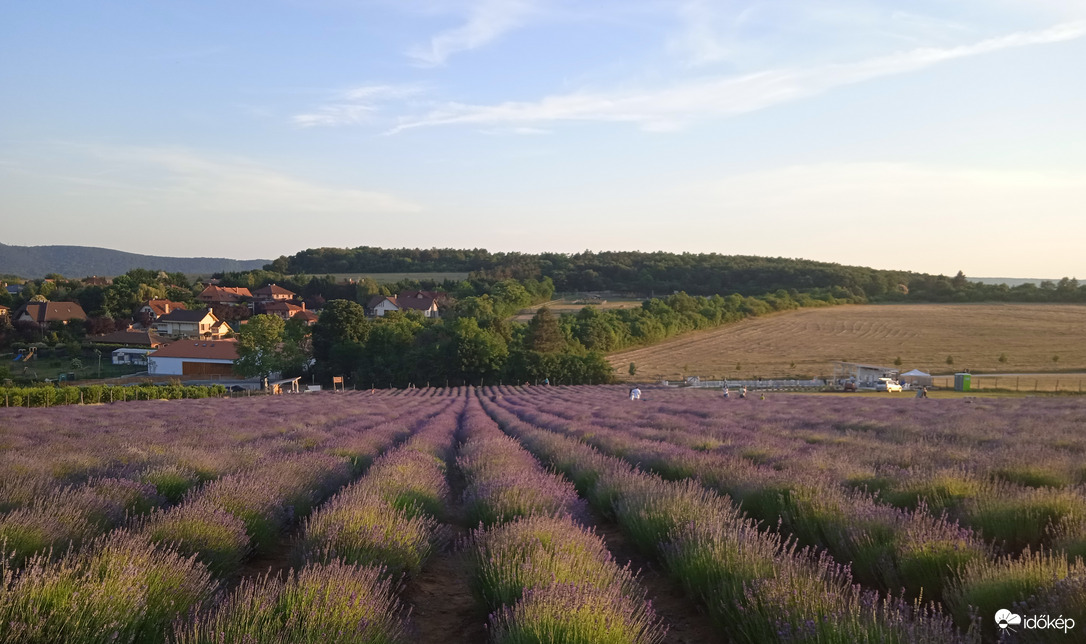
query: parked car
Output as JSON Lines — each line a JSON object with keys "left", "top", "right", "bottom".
{"left": 842, "top": 381, "right": 858, "bottom": 392}
{"left": 875, "top": 377, "right": 903, "bottom": 392}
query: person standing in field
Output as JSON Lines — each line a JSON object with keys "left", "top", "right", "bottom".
{"left": 739, "top": 386, "right": 747, "bottom": 399}
{"left": 630, "top": 386, "right": 641, "bottom": 401}
{"left": 722, "top": 385, "right": 730, "bottom": 399}
{"left": 916, "top": 386, "right": 928, "bottom": 399}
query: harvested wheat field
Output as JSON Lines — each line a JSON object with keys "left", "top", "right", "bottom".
{"left": 609, "top": 303, "right": 1086, "bottom": 383}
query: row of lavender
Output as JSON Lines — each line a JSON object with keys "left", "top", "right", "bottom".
{"left": 477, "top": 388, "right": 970, "bottom": 642}
{"left": 529, "top": 384, "right": 1086, "bottom": 560}
{"left": 457, "top": 396, "right": 665, "bottom": 643}
{"left": 0, "top": 391, "right": 457, "bottom": 642}
{"left": 539, "top": 386, "right": 1086, "bottom": 556}
{"left": 174, "top": 395, "right": 462, "bottom": 642}
{"left": 487, "top": 386, "right": 1086, "bottom": 640}
{"left": 518, "top": 387, "right": 1086, "bottom": 562}
{"left": 0, "top": 390, "right": 452, "bottom": 572}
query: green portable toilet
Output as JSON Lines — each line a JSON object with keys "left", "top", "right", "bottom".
{"left": 954, "top": 372, "right": 971, "bottom": 391}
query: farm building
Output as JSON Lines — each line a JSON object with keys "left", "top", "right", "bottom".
{"left": 147, "top": 340, "right": 238, "bottom": 377}
{"left": 832, "top": 361, "right": 899, "bottom": 389}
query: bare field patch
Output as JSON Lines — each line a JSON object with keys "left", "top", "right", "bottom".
{"left": 609, "top": 303, "right": 1086, "bottom": 382}
{"left": 512, "top": 296, "right": 644, "bottom": 322}
{"left": 304, "top": 272, "right": 470, "bottom": 284}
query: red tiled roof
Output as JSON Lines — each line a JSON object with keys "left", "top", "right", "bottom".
{"left": 398, "top": 290, "right": 449, "bottom": 301}
{"left": 367, "top": 295, "right": 396, "bottom": 309}
{"left": 396, "top": 297, "right": 438, "bottom": 312}
{"left": 198, "top": 286, "right": 252, "bottom": 302}
{"left": 17, "top": 302, "right": 88, "bottom": 323}
{"left": 253, "top": 284, "right": 295, "bottom": 297}
{"left": 149, "top": 340, "right": 239, "bottom": 360}
{"left": 142, "top": 299, "right": 187, "bottom": 317}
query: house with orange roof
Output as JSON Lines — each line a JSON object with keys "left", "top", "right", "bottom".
{"left": 197, "top": 285, "right": 252, "bottom": 306}
{"left": 147, "top": 339, "right": 238, "bottom": 377}
{"left": 261, "top": 300, "right": 307, "bottom": 321}
{"left": 138, "top": 299, "right": 187, "bottom": 323}
{"left": 252, "top": 284, "right": 296, "bottom": 302}
{"left": 13, "top": 301, "right": 88, "bottom": 329}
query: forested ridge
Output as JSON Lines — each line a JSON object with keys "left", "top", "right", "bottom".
{"left": 267, "top": 247, "right": 1084, "bottom": 303}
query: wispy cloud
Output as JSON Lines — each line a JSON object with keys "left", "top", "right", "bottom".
{"left": 293, "top": 84, "right": 424, "bottom": 128}
{"left": 407, "top": 0, "right": 542, "bottom": 66}
{"left": 389, "top": 21, "right": 1086, "bottom": 133}
{"left": 666, "top": 0, "right": 734, "bottom": 67}
{"left": 76, "top": 145, "right": 421, "bottom": 214}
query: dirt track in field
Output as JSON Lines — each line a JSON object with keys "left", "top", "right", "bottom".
{"left": 609, "top": 303, "right": 1086, "bottom": 382}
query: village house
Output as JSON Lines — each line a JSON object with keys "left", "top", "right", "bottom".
{"left": 147, "top": 339, "right": 238, "bottom": 377}
{"left": 293, "top": 309, "right": 319, "bottom": 326}
{"left": 261, "top": 300, "right": 308, "bottom": 321}
{"left": 366, "top": 291, "right": 446, "bottom": 319}
{"left": 137, "top": 299, "right": 187, "bottom": 323}
{"left": 153, "top": 308, "right": 230, "bottom": 339}
{"left": 13, "top": 301, "right": 88, "bottom": 329}
{"left": 196, "top": 285, "right": 252, "bottom": 306}
{"left": 252, "top": 284, "right": 296, "bottom": 303}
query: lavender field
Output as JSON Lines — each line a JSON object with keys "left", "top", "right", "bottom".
{"left": 1, "top": 386, "right": 1083, "bottom": 643}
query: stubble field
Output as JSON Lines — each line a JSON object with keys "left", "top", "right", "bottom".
{"left": 608, "top": 303, "right": 1086, "bottom": 382}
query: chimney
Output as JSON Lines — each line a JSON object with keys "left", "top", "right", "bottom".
{"left": 164, "top": 302, "right": 170, "bottom": 314}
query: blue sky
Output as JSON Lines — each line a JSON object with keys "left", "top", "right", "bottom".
{"left": 1, "top": 1, "right": 1083, "bottom": 278}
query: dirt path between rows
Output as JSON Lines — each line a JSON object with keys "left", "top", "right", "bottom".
{"left": 401, "top": 441, "right": 489, "bottom": 644}
{"left": 581, "top": 509, "right": 725, "bottom": 644}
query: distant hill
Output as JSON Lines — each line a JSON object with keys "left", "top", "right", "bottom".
{"left": 0, "top": 243, "right": 269, "bottom": 278}
{"left": 972, "top": 277, "right": 1058, "bottom": 287}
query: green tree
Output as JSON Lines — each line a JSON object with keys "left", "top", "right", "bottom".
{"left": 526, "top": 307, "right": 565, "bottom": 353}
{"left": 235, "top": 314, "right": 286, "bottom": 380}
{"left": 628, "top": 362, "right": 637, "bottom": 376}
{"left": 448, "top": 317, "right": 507, "bottom": 385}
{"left": 893, "top": 356, "right": 903, "bottom": 367}
{"left": 946, "top": 355, "right": 954, "bottom": 367}
{"left": 312, "top": 300, "right": 370, "bottom": 382}
{"left": 998, "top": 353, "right": 1008, "bottom": 365}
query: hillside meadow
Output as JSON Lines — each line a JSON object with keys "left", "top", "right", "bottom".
{"left": 608, "top": 303, "right": 1086, "bottom": 383}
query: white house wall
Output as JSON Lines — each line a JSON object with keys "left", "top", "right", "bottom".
{"left": 147, "top": 356, "right": 234, "bottom": 376}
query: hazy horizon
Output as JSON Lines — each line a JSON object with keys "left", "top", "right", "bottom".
{"left": 2, "top": 1, "right": 1083, "bottom": 278}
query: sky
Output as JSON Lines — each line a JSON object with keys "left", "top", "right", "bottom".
{"left": 1, "top": 1, "right": 1084, "bottom": 278}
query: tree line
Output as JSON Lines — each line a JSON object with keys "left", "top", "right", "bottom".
{"left": 262, "top": 247, "right": 1086, "bottom": 303}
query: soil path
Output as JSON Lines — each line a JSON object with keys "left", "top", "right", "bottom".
{"left": 401, "top": 440, "right": 488, "bottom": 644}
{"left": 580, "top": 508, "right": 726, "bottom": 644}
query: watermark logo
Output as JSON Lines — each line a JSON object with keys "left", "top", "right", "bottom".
{"left": 996, "top": 609, "right": 1075, "bottom": 635}
{"left": 995, "top": 609, "right": 1021, "bottom": 631}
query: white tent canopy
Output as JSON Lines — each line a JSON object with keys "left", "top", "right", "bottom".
{"left": 899, "top": 368, "right": 933, "bottom": 387}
